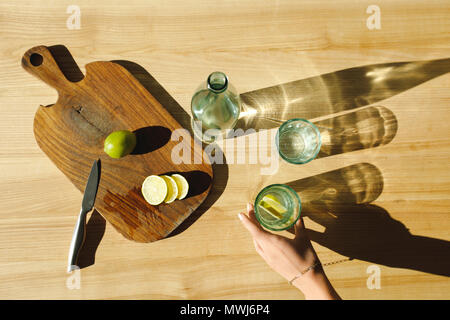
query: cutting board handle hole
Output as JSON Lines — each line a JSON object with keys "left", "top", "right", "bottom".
{"left": 30, "top": 53, "right": 43, "bottom": 67}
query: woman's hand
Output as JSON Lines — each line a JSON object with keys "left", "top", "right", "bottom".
{"left": 238, "top": 203, "right": 341, "bottom": 300}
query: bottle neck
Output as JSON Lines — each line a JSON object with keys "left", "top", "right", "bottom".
{"left": 207, "top": 71, "right": 228, "bottom": 93}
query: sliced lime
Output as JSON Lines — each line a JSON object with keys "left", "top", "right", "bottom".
{"left": 141, "top": 175, "right": 168, "bottom": 206}
{"left": 171, "top": 174, "right": 189, "bottom": 200}
{"left": 161, "top": 175, "right": 178, "bottom": 204}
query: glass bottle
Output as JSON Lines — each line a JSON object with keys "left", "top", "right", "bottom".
{"left": 191, "top": 71, "right": 241, "bottom": 143}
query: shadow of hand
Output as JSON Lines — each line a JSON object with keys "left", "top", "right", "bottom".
{"left": 305, "top": 203, "right": 450, "bottom": 277}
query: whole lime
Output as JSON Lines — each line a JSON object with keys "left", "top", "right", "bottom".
{"left": 103, "top": 130, "right": 137, "bottom": 159}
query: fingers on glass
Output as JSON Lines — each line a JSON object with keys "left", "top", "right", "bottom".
{"left": 239, "top": 211, "right": 268, "bottom": 239}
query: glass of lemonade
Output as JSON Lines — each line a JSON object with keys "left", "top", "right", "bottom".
{"left": 254, "top": 184, "right": 301, "bottom": 231}
{"left": 276, "top": 118, "right": 321, "bottom": 164}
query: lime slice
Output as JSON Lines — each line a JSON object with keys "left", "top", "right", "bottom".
{"left": 161, "top": 175, "right": 178, "bottom": 203}
{"left": 141, "top": 175, "right": 168, "bottom": 205}
{"left": 260, "top": 195, "right": 287, "bottom": 219}
{"left": 258, "top": 204, "right": 283, "bottom": 220}
{"left": 171, "top": 174, "right": 189, "bottom": 200}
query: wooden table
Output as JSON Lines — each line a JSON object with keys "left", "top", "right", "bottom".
{"left": 0, "top": 0, "right": 449, "bottom": 299}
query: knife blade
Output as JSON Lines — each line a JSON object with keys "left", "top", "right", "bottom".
{"left": 67, "top": 159, "right": 101, "bottom": 273}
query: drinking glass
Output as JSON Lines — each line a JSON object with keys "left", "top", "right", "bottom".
{"left": 275, "top": 118, "right": 321, "bottom": 164}
{"left": 254, "top": 184, "right": 301, "bottom": 231}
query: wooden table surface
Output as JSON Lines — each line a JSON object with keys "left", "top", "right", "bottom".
{"left": 1, "top": 0, "right": 449, "bottom": 299}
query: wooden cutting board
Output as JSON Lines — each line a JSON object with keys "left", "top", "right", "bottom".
{"left": 22, "top": 45, "right": 213, "bottom": 243}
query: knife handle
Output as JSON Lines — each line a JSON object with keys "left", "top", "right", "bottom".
{"left": 67, "top": 208, "right": 88, "bottom": 273}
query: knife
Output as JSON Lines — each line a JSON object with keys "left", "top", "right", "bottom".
{"left": 67, "top": 159, "right": 101, "bottom": 273}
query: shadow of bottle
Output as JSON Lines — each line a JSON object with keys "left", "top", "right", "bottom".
{"left": 236, "top": 58, "right": 450, "bottom": 131}
{"left": 286, "top": 163, "right": 450, "bottom": 277}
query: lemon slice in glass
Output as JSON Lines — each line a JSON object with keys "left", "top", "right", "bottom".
{"left": 161, "top": 175, "right": 178, "bottom": 203}
{"left": 171, "top": 174, "right": 189, "bottom": 200}
{"left": 141, "top": 175, "right": 168, "bottom": 205}
{"left": 258, "top": 204, "right": 282, "bottom": 220}
{"left": 260, "top": 195, "right": 287, "bottom": 219}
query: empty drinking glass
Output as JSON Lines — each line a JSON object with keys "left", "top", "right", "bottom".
{"left": 275, "top": 118, "right": 321, "bottom": 164}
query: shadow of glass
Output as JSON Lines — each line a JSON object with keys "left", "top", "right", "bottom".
{"left": 287, "top": 163, "right": 450, "bottom": 277}
{"left": 131, "top": 126, "right": 171, "bottom": 155}
{"left": 77, "top": 210, "right": 106, "bottom": 269}
{"left": 287, "top": 163, "right": 384, "bottom": 205}
{"left": 237, "top": 58, "right": 450, "bottom": 131}
{"left": 315, "top": 105, "right": 398, "bottom": 159}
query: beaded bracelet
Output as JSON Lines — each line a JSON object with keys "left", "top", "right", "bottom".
{"left": 288, "top": 261, "right": 321, "bottom": 285}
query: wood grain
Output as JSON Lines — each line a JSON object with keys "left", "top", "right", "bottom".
{"left": 22, "top": 45, "right": 213, "bottom": 243}
{"left": 0, "top": 0, "right": 449, "bottom": 300}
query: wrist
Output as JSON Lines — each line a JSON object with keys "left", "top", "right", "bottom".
{"left": 292, "top": 266, "right": 340, "bottom": 300}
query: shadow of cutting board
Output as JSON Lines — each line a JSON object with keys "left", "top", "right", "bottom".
{"left": 22, "top": 45, "right": 213, "bottom": 243}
